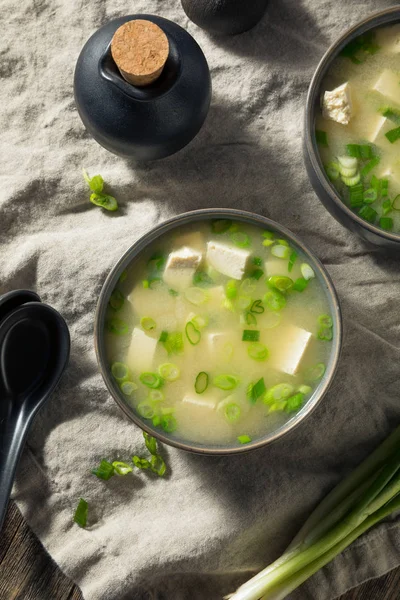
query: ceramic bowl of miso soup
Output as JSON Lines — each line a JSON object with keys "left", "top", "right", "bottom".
{"left": 304, "top": 7, "right": 400, "bottom": 249}
{"left": 94, "top": 209, "right": 342, "bottom": 454}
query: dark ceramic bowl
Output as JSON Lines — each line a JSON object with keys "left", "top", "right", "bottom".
{"left": 94, "top": 209, "right": 342, "bottom": 455}
{"left": 304, "top": 7, "right": 400, "bottom": 250}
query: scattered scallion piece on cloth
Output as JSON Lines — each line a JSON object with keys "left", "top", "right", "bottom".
{"left": 227, "top": 423, "right": 400, "bottom": 600}
{"left": 91, "top": 459, "right": 115, "bottom": 480}
{"left": 143, "top": 431, "right": 158, "bottom": 455}
{"left": 112, "top": 461, "right": 133, "bottom": 476}
{"left": 73, "top": 498, "right": 88, "bottom": 528}
{"left": 83, "top": 169, "right": 118, "bottom": 211}
{"left": 132, "top": 455, "right": 151, "bottom": 470}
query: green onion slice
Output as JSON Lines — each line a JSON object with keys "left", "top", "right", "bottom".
{"left": 304, "top": 363, "right": 326, "bottom": 382}
{"left": 161, "top": 414, "right": 177, "bottom": 433}
{"left": 380, "top": 217, "right": 393, "bottom": 231}
{"left": 267, "top": 275, "right": 293, "bottom": 292}
{"left": 132, "top": 455, "right": 151, "bottom": 470}
{"left": 293, "top": 277, "right": 309, "bottom": 292}
{"left": 112, "top": 461, "right": 133, "bottom": 476}
{"left": 137, "top": 402, "right": 156, "bottom": 419}
{"left": 111, "top": 362, "right": 129, "bottom": 382}
{"left": 225, "top": 280, "right": 238, "bottom": 299}
{"left": 264, "top": 383, "right": 294, "bottom": 405}
{"left": 91, "top": 459, "right": 114, "bottom": 480}
{"left": 252, "top": 256, "right": 262, "bottom": 266}
{"left": 163, "top": 332, "right": 184, "bottom": 355}
{"left": 237, "top": 435, "right": 252, "bottom": 444}
{"left": 83, "top": 169, "right": 104, "bottom": 193}
{"left": 159, "top": 331, "right": 168, "bottom": 343}
{"left": 247, "top": 342, "right": 269, "bottom": 361}
{"left": 193, "top": 271, "right": 214, "bottom": 286}
{"left": 318, "top": 326, "right": 333, "bottom": 341}
{"left": 230, "top": 231, "right": 251, "bottom": 248}
{"left": 213, "top": 374, "right": 239, "bottom": 390}
{"left": 191, "top": 314, "right": 208, "bottom": 329}
{"left": 185, "top": 321, "right": 201, "bottom": 345}
{"left": 109, "top": 289, "right": 124, "bottom": 311}
{"left": 385, "top": 126, "right": 400, "bottom": 144}
{"left": 240, "top": 278, "right": 257, "bottom": 295}
{"left": 74, "top": 498, "right": 88, "bottom": 528}
{"left": 139, "top": 372, "right": 163, "bottom": 389}
{"left": 224, "top": 403, "right": 241, "bottom": 423}
{"left": 315, "top": 130, "right": 328, "bottom": 146}
{"left": 140, "top": 316, "right": 156, "bottom": 330}
{"left": 285, "top": 393, "right": 305, "bottom": 413}
{"left": 363, "top": 189, "right": 377, "bottom": 204}
{"left": 120, "top": 381, "right": 137, "bottom": 396}
{"left": 288, "top": 250, "right": 298, "bottom": 272}
{"left": 211, "top": 219, "right": 232, "bottom": 233}
{"left": 300, "top": 263, "right": 315, "bottom": 281}
{"left": 245, "top": 311, "right": 257, "bottom": 326}
{"left": 236, "top": 295, "right": 252, "bottom": 310}
{"left": 195, "top": 371, "right": 209, "bottom": 394}
{"left": 150, "top": 454, "right": 167, "bottom": 477}
{"left": 143, "top": 431, "right": 158, "bottom": 455}
{"left": 185, "top": 287, "right": 209, "bottom": 305}
{"left": 250, "top": 268, "right": 264, "bottom": 280}
{"left": 248, "top": 377, "right": 266, "bottom": 404}
{"left": 149, "top": 389, "right": 165, "bottom": 402}
{"left": 318, "top": 314, "right": 333, "bottom": 328}
{"left": 271, "top": 244, "right": 290, "bottom": 259}
{"left": 264, "top": 289, "right": 286, "bottom": 311}
{"left": 158, "top": 363, "right": 180, "bottom": 381}
{"left": 250, "top": 299, "right": 264, "bottom": 314}
{"left": 107, "top": 318, "right": 129, "bottom": 335}
{"left": 242, "top": 329, "right": 260, "bottom": 342}
{"left": 90, "top": 192, "right": 118, "bottom": 211}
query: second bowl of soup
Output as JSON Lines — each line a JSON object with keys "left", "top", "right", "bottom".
{"left": 304, "top": 7, "right": 400, "bottom": 249}
{"left": 95, "top": 209, "right": 342, "bottom": 454}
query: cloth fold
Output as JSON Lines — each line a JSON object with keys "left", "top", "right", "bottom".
{"left": 2, "top": 0, "right": 400, "bottom": 598}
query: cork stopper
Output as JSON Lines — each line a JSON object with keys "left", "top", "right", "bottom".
{"left": 111, "top": 20, "right": 169, "bottom": 87}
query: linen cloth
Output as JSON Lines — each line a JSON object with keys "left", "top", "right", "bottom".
{"left": 2, "top": 0, "right": 400, "bottom": 598}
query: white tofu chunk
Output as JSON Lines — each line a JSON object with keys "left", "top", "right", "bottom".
{"left": 322, "top": 82, "right": 353, "bottom": 125}
{"left": 366, "top": 115, "right": 389, "bottom": 143}
{"left": 206, "top": 241, "right": 250, "bottom": 280}
{"left": 163, "top": 247, "right": 202, "bottom": 292}
{"left": 127, "top": 328, "right": 157, "bottom": 373}
{"left": 182, "top": 394, "right": 217, "bottom": 410}
{"left": 269, "top": 325, "right": 312, "bottom": 376}
{"left": 264, "top": 258, "right": 290, "bottom": 277}
{"left": 373, "top": 70, "right": 400, "bottom": 105}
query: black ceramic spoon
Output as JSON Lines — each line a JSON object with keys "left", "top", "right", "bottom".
{"left": 0, "top": 300, "right": 70, "bottom": 531}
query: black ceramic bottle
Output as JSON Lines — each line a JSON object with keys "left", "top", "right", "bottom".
{"left": 74, "top": 15, "right": 212, "bottom": 161}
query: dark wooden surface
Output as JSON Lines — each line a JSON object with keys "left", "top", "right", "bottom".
{"left": 1, "top": 500, "right": 399, "bottom": 599}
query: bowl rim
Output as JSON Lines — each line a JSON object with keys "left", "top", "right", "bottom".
{"left": 94, "top": 208, "right": 343, "bottom": 455}
{"left": 304, "top": 6, "right": 400, "bottom": 242}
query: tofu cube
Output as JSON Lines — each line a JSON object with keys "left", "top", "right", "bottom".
{"left": 373, "top": 70, "right": 400, "bottom": 105}
{"left": 206, "top": 241, "right": 250, "bottom": 280}
{"left": 127, "top": 328, "right": 157, "bottom": 373}
{"left": 264, "top": 258, "right": 290, "bottom": 277}
{"left": 269, "top": 325, "right": 312, "bottom": 376}
{"left": 322, "top": 82, "right": 353, "bottom": 125}
{"left": 182, "top": 394, "right": 217, "bottom": 410}
{"left": 163, "top": 247, "right": 202, "bottom": 292}
{"left": 365, "top": 115, "right": 389, "bottom": 143}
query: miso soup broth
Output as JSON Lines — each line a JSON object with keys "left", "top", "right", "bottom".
{"left": 104, "top": 220, "right": 334, "bottom": 446}
{"left": 316, "top": 23, "right": 400, "bottom": 232}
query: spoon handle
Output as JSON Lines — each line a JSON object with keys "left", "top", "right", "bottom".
{"left": 0, "top": 406, "right": 33, "bottom": 531}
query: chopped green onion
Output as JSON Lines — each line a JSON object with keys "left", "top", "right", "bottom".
{"left": 90, "top": 192, "right": 118, "bottom": 211}
{"left": 148, "top": 278, "right": 162, "bottom": 290}
{"left": 119, "top": 270, "right": 127, "bottom": 283}
{"left": 211, "top": 219, "right": 232, "bottom": 233}
{"left": 288, "top": 250, "right": 298, "bottom": 272}
{"left": 315, "top": 130, "right": 328, "bottom": 146}
{"left": 338, "top": 155, "right": 358, "bottom": 170}
{"left": 264, "top": 289, "right": 286, "bottom": 310}
{"left": 247, "top": 342, "right": 269, "bottom": 361}
{"left": 245, "top": 312, "right": 257, "bottom": 326}
{"left": 237, "top": 435, "right": 252, "bottom": 444}
{"left": 193, "top": 271, "right": 214, "bottom": 286}
{"left": 342, "top": 173, "right": 361, "bottom": 187}
{"left": 83, "top": 169, "right": 104, "bottom": 193}
{"left": 264, "top": 383, "right": 294, "bottom": 406}
{"left": 267, "top": 275, "right": 293, "bottom": 292}
{"left": 142, "top": 279, "right": 149, "bottom": 288}
{"left": 371, "top": 175, "right": 380, "bottom": 190}
{"left": 346, "top": 144, "right": 360, "bottom": 158}
{"left": 112, "top": 461, "right": 133, "bottom": 476}
{"left": 143, "top": 431, "right": 158, "bottom": 455}
{"left": 195, "top": 371, "right": 209, "bottom": 394}
{"left": 74, "top": 498, "right": 88, "bottom": 528}
{"left": 242, "top": 329, "right": 260, "bottom": 342}
{"left": 109, "top": 289, "right": 124, "bottom": 311}
{"left": 393, "top": 195, "right": 400, "bottom": 210}
{"left": 362, "top": 189, "right": 377, "bottom": 204}
{"left": 132, "top": 455, "right": 151, "bottom": 470}
{"left": 269, "top": 400, "right": 288, "bottom": 412}
{"left": 213, "top": 374, "right": 239, "bottom": 390}
{"left": 381, "top": 106, "right": 400, "bottom": 125}
{"left": 326, "top": 162, "right": 340, "bottom": 181}
{"left": 152, "top": 415, "right": 161, "bottom": 427}
{"left": 185, "top": 287, "right": 209, "bottom": 305}
{"left": 163, "top": 332, "right": 184, "bottom": 355}
{"left": 293, "top": 277, "right": 309, "bottom": 292}
{"left": 91, "top": 459, "right": 114, "bottom": 480}
{"left": 150, "top": 454, "right": 167, "bottom": 477}
{"left": 250, "top": 299, "right": 264, "bottom": 314}
{"left": 159, "top": 331, "right": 168, "bottom": 343}
{"left": 271, "top": 244, "right": 290, "bottom": 259}
{"left": 318, "top": 314, "right": 333, "bottom": 328}
{"left": 236, "top": 295, "right": 252, "bottom": 310}
{"left": 318, "top": 327, "right": 333, "bottom": 341}
{"left": 185, "top": 321, "right": 201, "bottom": 345}
{"left": 252, "top": 256, "right": 262, "bottom": 267}
{"left": 224, "top": 403, "right": 241, "bottom": 423}
{"left": 169, "top": 289, "right": 179, "bottom": 296}
{"left": 381, "top": 179, "right": 389, "bottom": 197}
{"left": 137, "top": 402, "right": 156, "bottom": 419}
{"left": 379, "top": 217, "right": 393, "bottom": 231}
{"left": 147, "top": 253, "right": 165, "bottom": 272}
{"left": 139, "top": 372, "right": 163, "bottom": 389}
{"left": 141, "top": 316, "right": 156, "bottom": 330}
{"left": 120, "top": 381, "right": 137, "bottom": 396}
{"left": 230, "top": 231, "right": 251, "bottom": 248}
{"left": 149, "top": 389, "right": 164, "bottom": 402}
{"left": 382, "top": 199, "right": 392, "bottom": 216}
{"left": 107, "top": 318, "right": 129, "bottom": 335}
{"left": 250, "top": 268, "right": 264, "bottom": 280}
{"left": 304, "top": 363, "right": 326, "bottom": 382}
{"left": 191, "top": 315, "right": 208, "bottom": 329}
{"left": 225, "top": 279, "right": 238, "bottom": 299}
{"left": 300, "top": 263, "right": 315, "bottom": 281}
{"left": 240, "top": 278, "right": 257, "bottom": 295}
{"left": 358, "top": 205, "right": 377, "bottom": 224}
{"left": 161, "top": 414, "right": 177, "bottom": 433}
{"left": 361, "top": 156, "right": 380, "bottom": 177}
{"left": 249, "top": 377, "right": 266, "bottom": 404}
{"left": 276, "top": 239, "right": 289, "bottom": 247}
{"left": 298, "top": 384, "right": 312, "bottom": 395}
{"left": 385, "top": 126, "right": 400, "bottom": 144}
{"left": 111, "top": 362, "right": 129, "bottom": 382}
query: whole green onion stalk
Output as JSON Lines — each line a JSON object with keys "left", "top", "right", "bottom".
{"left": 227, "top": 424, "right": 400, "bottom": 600}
